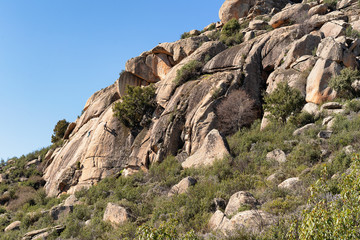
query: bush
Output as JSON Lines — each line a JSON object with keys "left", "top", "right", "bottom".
{"left": 290, "top": 156, "right": 360, "bottom": 239}
{"left": 216, "top": 89, "right": 259, "bottom": 135}
{"left": 288, "top": 111, "right": 315, "bottom": 127}
{"left": 263, "top": 82, "right": 305, "bottom": 123}
{"left": 174, "top": 60, "right": 203, "bottom": 86}
{"left": 220, "top": 18, "right": 244, "bottom": 46}
{"left": 324, "top": 0, "right": 338, "bottom": 9}
{"left": 51, "top": 119, "right": 69, "bottom": 143}
{"left": 181, "top": 32, "right": 191, "bottom": 39}
{"left": 149, "top": 156, "right": 182, "bottom": 188}
{"left": 345, "top": 26, "right": 360, "bottom": 38}
{"left": 329, "top": 67, "right": 360, "bottom": 99}
{"left": 113, "top": 84, "right": 156, "bottom": 129}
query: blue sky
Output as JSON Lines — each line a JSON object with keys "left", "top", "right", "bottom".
{"left": 0, "top": 0, "right": 223, "bottom": 160}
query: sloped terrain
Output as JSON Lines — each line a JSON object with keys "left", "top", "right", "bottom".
{"left": 1, "top": 0, "right": 360, "bottom": 239}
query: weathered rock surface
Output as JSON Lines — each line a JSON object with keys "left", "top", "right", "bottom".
{"left": 50, "top": 205, "right": 73, "bottom": 221}
{"left": 306, "top": 59, "right": 341, "bottom": 104}
{"left": 168, "top": 176, "right": 197, "bottom": 196}
{"left": 269, "top": 4, "right": 310, "bottom": 29}
{"left": 182, "top": 129, "right": 230, "bottom": 168}
{"left": 266, "top": 149, "right": 287, "bottom": 163}
{"left": 320, "top": 21, "right": 346, "bottom": 38}
{"left": 22, "top": 225, "right": 64, "bottom": 240}
{"left": 4, "top": 220, "right": 21, "bottom": 232}
{"left": 302, "top": 103, "right": 319, "bottom": 116}
{"left": 219, "top": 0, "right": 257, "bottom": 23}
{"left": 103, "top": 203, "right": 130, "bottom": 226}
{"left": 316, "top": 37, "right": 343, "bottom": 62}
{"left": 221, "top": 210, "right": 276, "bottom": 235}
{"left": 293, "top": 123, "right": 316, "bottom": 136}
{"left": 278, "top": 177, "right": 303, "bottom": 191}
{"left": 224, "top": 191, "right": 259, "bottom": 216}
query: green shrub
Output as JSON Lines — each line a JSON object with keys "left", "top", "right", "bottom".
{"left": 173, "top": 60, "right": 203, "bottom": 86}
{"left": 290, "top": 156, "right": 360, "bottom": 239}
{"left": 51, "top": 119, "right": 69, "bottom": 143}
{"left": 219, "top": 18, "right": 245, "bottom": 46}
{"left": 347, "top": 99, "right": 360, "bottom": 112}
{"left": 288, "top": 111, "right": 315, "bottom": 127}
{"left": 345, "top": 26, "right": 360, "bottom": 38}
{"left": 113, "top": 84, "right": 156, "bottom": 129}
{"left": 329, "top": 67, "right": 360, "bottom": 99}
{"left": 262, "top": 196, "right": 303, "bottom": 216}
{"left": 181, "top": 32, "right": 191, "bottom": 39}
{"left": 263, "top": 82, "right": 305, "bottom": 123}
{"left": 149, "top": 156, "right": 182, "bottom": 188}
{"left": 324, "top": 0, "right": 338, "bottom": 9}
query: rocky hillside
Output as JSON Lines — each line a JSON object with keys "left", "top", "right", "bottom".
{"left": 1, "top": 0, "right": 360, "bottom": 239}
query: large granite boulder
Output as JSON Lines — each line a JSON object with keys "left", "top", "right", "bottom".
{"left": 103, "top": 202, "right": 130, "bottom": 226}
{"left": 224, "top": 191, "right": 259, "bottom": 216}
{"left": 182, "top": 129, "right": 230, "bottom": 168}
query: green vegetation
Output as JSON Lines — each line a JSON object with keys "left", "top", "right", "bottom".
{"left": 263, "top": 82, "right": 305, "bottom": 123}
{"left": 329, "top": 67, "right": 360, "bottom": 99}
{"left": 324, "top": 0, "right": 338, "bottom": 10}
{"left": 345, "top": 26, "right": 360, "bottom": 38}
{"left": 113, "top": 84, "right": 156, "bottom": 129}
{"left": 290, "top": 156, "right": 360, "bottom": 239}
{"left": 51, "top": 119, "right": 69, "bottom": 143}
{"left": 220, "top": 18, "right": 248, "bottom": 46}
{"left": 181, "top": 32, "right": 191, "bottom": 39}
{"left": 173, "top": 60, "right": 203, "bottom": 86}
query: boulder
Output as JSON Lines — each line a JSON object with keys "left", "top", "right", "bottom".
{"left": 224, "top": 191, "right": 259, "bottom": 216}
{"left": 4, "top": 221, "right": 21, "bottom": 232}
{"left": 293, "top": 123, "right": 316, "bottom": 136}
{"left": 22, "top": 225, "right": 64, "bottom": 240}
{"left": 63, "top": 122, "right": 76, "bottom": 140}
{"left": 44, "top": 149, "right": 54, "bottom": 161}
{"left": 249, "top": 20, "right": 267, "bottom": 30}
{"left": 103, "top": 203, "right": 130, "bottom": 226}
{"left": 266, "top": 69, "right": 307, "bottom": 96}
{"left": 290, "top": 55, "right": 317, "bottom": 72}
{"left": 322, "top": 116, "right": 334, "bottom": 126}
{"left": 219, "top": 0, "right": 256, "bottom": 23}
{"left": 343, "top": 50, "right": 359, "bottom": 69}
{"left": 168, "top": 176, "right": 197, "bottom": 196}
{"left": 152, "top": 35, "right": 210, "bottom": 64}
{"left": 307, "top": 11, "right": 348, "bottom": 28}
{"left": 278, "top": 177, "right": 303, "bottom": 191}
{"left": 302, "top": 103, "right": 319, "bottom": 116}
{"left": 306, "top": 59, "right": 342, "bottom": 104}
{"left": 189, "top": 29, "right": 200, "bottom": 36}
{"left": 209, "top": 210, "right": 229, "bottom": 230}
{"left": 0, "top": 174, "right": 6, "bottom": 183}
{"left": 26, "top": 159, "right": 40, "bottom": 168}
{"left": 320, "top": 21, "right": 346, "bottom": 38}
{"left": 182, "top": 129, "right": 230, "bottom": 168}
{"left": 316, "top": 37, "right": 343, "bottom": 62}
{"left": 50, "top": 205, "right": 73, "bottom": 221}
{"left": 318, "top": 130, "right": 333, "bottom": 139}
{"left": 260, "top": 112, "right": 271, "bottom": 131}
{"left": 118, "top": 71, "right": 149, "bottom": 97}
{"left": 337, "top": 0, "right": 356, "bottom": 9}
{"left": 320, "top": 102, "right": 343, "bottom": 111}
{"left": 269, "top": 4, "right": 310, "bottom": 29}
{"left": 125, "top": 53, "right": 172, "bottom": 83}
{"left": 266, "top": 172, "right": 286, "bottom": 184}
{"left": 266, "top": 149, "right": 287, "bottom": 163}
{"left": 63, "top": 195, "right": 79, "bottom": 207}
{"left": 283, "top": 34, "right": 321, "bottom": 69}
{"left": 221, "top": 210, "right": 276, "bottom": 235}
{"left": 308, "top": 4, "right": 328, "bottom": 16}
{"left": 351, "top": 19, "right": 360, "bottom": 32}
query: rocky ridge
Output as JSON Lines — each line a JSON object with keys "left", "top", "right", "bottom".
{"left": 41, "top": 0, "right": 360, "bottom": 198}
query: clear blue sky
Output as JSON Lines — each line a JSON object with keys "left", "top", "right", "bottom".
{"left": 0, "top": 0, "right": 223, "bottom": 160}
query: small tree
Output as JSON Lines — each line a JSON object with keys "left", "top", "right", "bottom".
{"left": 174, "top": 60, "right": 203, "bottom": 86}
{"left": 113, "top": 84, "right": 156, "bottom": 129}
{"left": 263, "top": 82, "right": 305, "bottom": 123}
{"left": 216, "top": 89, "right": 259, "bottom": 136}
{"left": 329, "top": 67, "right": 360, "bottom": 99}
{"left": 51, "top": 119, "right": 69, "bottom": 143}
